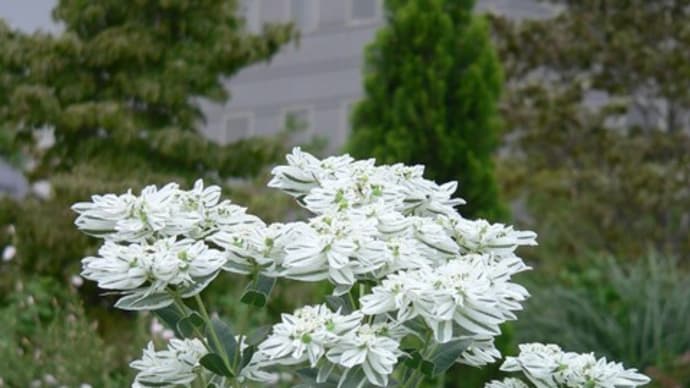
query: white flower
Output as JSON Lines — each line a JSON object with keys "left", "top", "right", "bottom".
{"left": 81, "top": 242, "right": 149, "bottom": 290}
{"left": 73, "top": 180, "right": 253, "bottom": 242}
{"left": 115, "top": 183, "right": 180, "bottom": 240}
{"left": 70, "top": 275, "right": 84, "bottom": 288}
{"left": 501, "top": 343, "right": 564, "bottom": 388}
{"left": 485, "top": 378, "right": 530, "bottom": 388}
{"left": 72, "top": 182, "right": 178, "bottom": 241}
{"left": 501, "top": 343, "right": 651, "bottom": 388}
{"left": 440, "top": 216, "right": 537, "bottom": 258}
{"left": 147, "top": 238, "right": 225, "bottom": 292}
{"left": 210, "top": 222, "right": 290, "bottom": 276}
{"left": 326, "top": 323, "right": 404, "bottom": 387}
{"left": 269, "top": 148, "right": 468, "bottom": 218}
{"left": 2, "top": 245, "right": 16, "bottom": 262}
{"left": 362, "top": 255, "right": 526, "bottom": 343}
{"left": 459, "top": 336, "right": 502, "bottom": 367}
{"left": 130, "top": 338, "right": 207, "bottom": 387}
{"left": 268, "top": 147, "right": 355, "bottom": 197}
{"left": 280, "top": 213, "right": 386, "bottom": 293}
{"left": 81, "top": 238, "right": 225, "bottom": 297}
{"left": 73, "top": 190, "right": 138, "bottom": 238}
{"left": 257, "top": 305, "right": 363, "bottom": 368}
{"left": 360, "top": 271, "right": 428, "bottom": 322}
{"left": 374, "top": 237, "right": 431, "bottom": 277}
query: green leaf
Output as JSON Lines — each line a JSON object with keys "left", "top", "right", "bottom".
{"left": 153, "top": 304, "right": 187, "bottom": 337}
{"left": 114, "top": 291, "right": 173, "bottom": 311}
{"left": 404, "top": 350, "right": 423, "bottom": 369}
{"left": 179, "top": 272, "right": 219, "bottom": 298}
{"left": 402, "top": 316, "right": 428, "bottom": 335}
{"left": 400, "top": 333, "right": 424, "bottom": 352}
{"left": 325, "top": 294, "right": 354, "bottom": 314}
{"left": 200, "top": 353, "right": 234, "bottom": 377}
{"left": 246, "top": 325, "right": 272, "bottom": 346}
{"left": 240, "top": 344, "right": 255, "bottom": 369}
{"left": 136, "top": 380, "right": 172, "bottom": 387}
{"left": 425, "top": 338, "right": 472, "bottom": 377}
{"left": 206, "top": 317, "right": 238, "bottom": 363}
{"left": 177, "top": 312, "right": 205, "bottom": 338}
{"left": 338, "top": 366, "right": 366, "bottom": 388}
{"left": 240, "top": 275, "right": 276, "bottom": 307}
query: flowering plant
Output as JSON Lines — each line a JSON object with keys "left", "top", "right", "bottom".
{"left": 73, "top": 148, "right": 650, "bottom": 387}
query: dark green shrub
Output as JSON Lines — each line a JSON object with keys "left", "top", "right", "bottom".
{"left": 347, "top": 0, "right": 506, "bottom": 220}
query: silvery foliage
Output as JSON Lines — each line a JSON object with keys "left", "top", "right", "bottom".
{"left": 73, "top": 148, "right": 650, "bottom": 387}
{"left": 486, "top": 343, "right": 650, "bottom": 388}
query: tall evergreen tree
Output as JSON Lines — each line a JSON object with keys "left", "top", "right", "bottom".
{"left": 0, "top": 2, "right": 296, "bottom": 382}
{"left": 347, "top": 0, "right": 506, "bottom": 220}
{"left": 0, "top": 0, "right": 295, "bottom": 282}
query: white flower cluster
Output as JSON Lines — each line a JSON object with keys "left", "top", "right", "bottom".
{"left": 73, "top": 180, "right": 258, "bottom": 241}
{"left": 485, "top": 343, "right": 651, "bottom": 388}
{"left": 131, "top": 338, "right": 207, "bottom": 388}
{"left": 73, "top": 180, "right": 260, "bottom": 308}
{"left": 259, "top": 148, "right": 536, "bottom": 369}
{"left": 249, "top": 304, "right": 404, "bottom": 387}
{"left": 75, "top": 149, "right": 650, "bottom": 387}
{"left": 360, "top": 254, "right": 529, "bottom": 345}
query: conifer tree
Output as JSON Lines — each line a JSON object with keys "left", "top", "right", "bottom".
{"left": 348, "top": 0, "right": 506, "bottom": 220}
{"left": 0, "top": 0, "right": 295, "bottom": 282}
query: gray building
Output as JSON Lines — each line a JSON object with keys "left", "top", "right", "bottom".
{"left": 199, "top": 0, "right": 554, "bottom": 151}
{"left": 0, "top": 0, "right": 555, "bottom": 196}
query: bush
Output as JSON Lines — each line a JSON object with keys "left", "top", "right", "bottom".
{"left": 516, "top": 255, "right": 690, "bottom": 386}
{"left": 0, "top": 276, "right": 147, "bottom": 387}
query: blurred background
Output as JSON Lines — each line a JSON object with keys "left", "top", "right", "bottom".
{"left": 0, "top": 0, "right": 688, "bottom": 386}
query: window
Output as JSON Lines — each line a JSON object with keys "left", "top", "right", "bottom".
{"left": 347, "top": 0, "right": 380, "bottom": 24}
{"left": 283, "top": 106, "right": 314, "bottom": 144}
{"left": 224, "top": 112, "right": 254, "bottom": 144}
{"left": 288, "top": 0, "right": 318, "bottom": 33}
{"left": 283, "top": 107, "right": 312, "bottom": 132}
{"left": 239, "top": 0, "right": 261, "bottom": 33}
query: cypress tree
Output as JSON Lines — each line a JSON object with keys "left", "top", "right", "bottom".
{"left": 348, "top": 0, "right": 506, "bottom": 220}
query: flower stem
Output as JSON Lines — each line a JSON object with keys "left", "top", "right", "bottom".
{"left": 194, "top": 293, "right": 235, "bottom": 376}
{"left": 170, "top": 293, "right": 210, "bottom": 348}
{"left": 347, "top": 289, "right": 358, "bottom": 310}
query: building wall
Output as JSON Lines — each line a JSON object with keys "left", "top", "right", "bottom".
{"left": 198, "top": 0, "right": 554, "bottom": 151}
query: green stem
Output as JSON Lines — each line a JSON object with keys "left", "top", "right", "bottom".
{"left": 347, "top": 289, "right": 358, "bottom": 310}
{"left": 401, "top": 331, "right": 434, "bottom": 388}
{"left": 194, "top": 294, "right": 235, "bottom": 376}
{"left": 233, "top": 334, "right": 243, "bottom": 371}
{"left": 171, "top": 294, "right": 209, "bottom": 348}
{"left": 198, "top": 371, "right": 208, "bottom": 387}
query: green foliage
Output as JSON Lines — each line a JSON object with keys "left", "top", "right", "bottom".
{"left": 0, "top": 0, "right": 295, "bottom": 180}
{"left": 516, "top": 256, "right": 690, "bottom": 387}
{"left": 492, "top": 0, "right": 690, "bottom": 263}
{"left": 0, "top": 0, "right": 296, "bottom": 280}
{"left": 347, "top": 0, "right": 506, "bottom": 220}
{"left": 0, "top": 276, "right": 146, "bottom": 386}
{"left": 0, "top": 1, "right": 297, "bottom": 382}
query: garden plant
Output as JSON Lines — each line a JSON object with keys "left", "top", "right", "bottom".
{"left": 73, "top": 148, "right": 651, "bottom": 387}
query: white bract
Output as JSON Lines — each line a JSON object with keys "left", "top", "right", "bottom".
{"left": 73, "top": 149, "right": 650, "bottom": 388}
{"left": 498, "top": 343, "right": 651, "bottom": 388}
{"left": 257, "top": 304, "right": 363, "bottom": 367}
{"left": 131, "top": 338, "right": 207, "bottom": 388}
{"left": 485, "top": 378, "right": 531, "bottom": 388}
{"left": 81, "top": 237, "right": 225, "bottom": 302}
